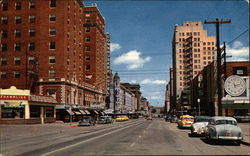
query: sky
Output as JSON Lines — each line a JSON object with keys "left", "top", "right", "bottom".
{"left": 85, "top": 0, "right": 249, "bottom": 107}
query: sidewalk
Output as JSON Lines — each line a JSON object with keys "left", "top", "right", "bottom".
{"left": 238, "top": 123, "right": 250, "bottom": 145}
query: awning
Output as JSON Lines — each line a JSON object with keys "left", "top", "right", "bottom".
{"left": 99, "top": 111, "right": 105, "bottom": 116}
{"left": 66, "top": 109, "right": 74, "bottom": 116}
{"left": 79, "top": 110, "right": 86, "bottom": 115}
{"left": 73, "top": 111, "right": 81, "bottom": 115}
{"left": 84, "top": 110, "right": 91, "bottom": 115}
{"left": 94, "top": 110, "right": 99, "bottom": 115}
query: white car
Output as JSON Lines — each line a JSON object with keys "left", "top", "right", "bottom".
{"left": 190, "top": 116, "right": 211, "bottom": 135}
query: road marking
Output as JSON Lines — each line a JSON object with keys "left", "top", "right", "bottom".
{"left": 41, "top": 122, "right": 141, "bottom": 156}
{"left": 130, "top": 142, "right": 136, "bottom": 147}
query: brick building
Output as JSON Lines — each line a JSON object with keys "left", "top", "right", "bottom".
{"left": 0, "top": 0, "right": 108, "bottom": 122}
{"left": 172, "top": 21, "right": 216, "bottom": 113}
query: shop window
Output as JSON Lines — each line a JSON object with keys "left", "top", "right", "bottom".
{"left": 15, "top": 29, "right": 21, "bottom": 37}
{"left": 46, "top": 107, "right": 54, "bottom": 117}
{"left": 2, "top": 3, "right": 8, "bottom": 11}
{"left": 1, "top": 17, "right": 8, "bottom": 24}
{"left": 15, "top": 16, "right": 22, "bottom": 24}
{"left": 50, "top": 41, "right": 55, "bottom": 50}
{"left": 1, "top": 106, "right": 25, "bottom": 118}
{"left": 2, "top": 30, "right": 8, "bottom": 38}
{"left": 29, "top": 15, "right": 36, "bottom": 23}
{"left": 15, "top": 2, "right": 22, "bottom": 10}
{"left": 0, "top": 71, "right": 7, "bottom": 79}
{"left": 14, "top": 71, "right": 20, "bottom": 78}
{"left": 30, "top": 105, "right": 40, "bottom": 118}
{"left": 29, "top": 29, "right": 36, "bottom": 37}
{"left": 15, "top": 43, "right": 21, "bottom": 51}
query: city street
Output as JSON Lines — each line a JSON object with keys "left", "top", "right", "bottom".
{"left": 0, "top": 118, "right": 249, "bottom": 156}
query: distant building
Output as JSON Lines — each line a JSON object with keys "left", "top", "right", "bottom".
{"left": 172, "top": 21, "right": 216, "bottom": 113}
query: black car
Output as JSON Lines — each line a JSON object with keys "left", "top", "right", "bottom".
{"left": 170, "top": 115, "right": 178, "bottom": 123}
{"left": 78, "top": 117, "right": 96, "bottom": 126}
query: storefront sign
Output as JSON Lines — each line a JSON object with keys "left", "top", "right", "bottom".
{"left": 0, "top": 100, "right": 27, "bottom": 107}
{"left": 0, "top": 95, "right": 29, "bottom": 100}
{"left": 90, "top": 102, "right": 105, "bottom": 109}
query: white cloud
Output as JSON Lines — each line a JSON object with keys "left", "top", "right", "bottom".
{"left": 149, "top": 96, "right": 162, "bottom": 100}
{"left": 110, "top": 43, "right": 121, "bottom": 52}
{"left": 130, "top": 80, "right": 137, "bottom": 83}
{"left": 113, "top": 50, "right": 151, "bottom": 69}
{"left": 227, "top": 41, "right": 249, "bottom": 61}
{"left": 141, "top": 79, "right": 167, "bottom": 85}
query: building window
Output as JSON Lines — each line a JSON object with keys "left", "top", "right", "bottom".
{"left": 29, "top": 29, "right": 36, "bottom": 37}
{"left": 85, "top": 46, "right": 90, "bottom": 52}
{"left": 86, "top": 27, "right": 90, "bottom": 33}
{"left": 29, "top": 56, "right": 35, "bottom": 64}
{"left": 15, "top": 29, "right": 21, "bottom": 37}
{"left": 85, "top": 56, "right": 90, "bottom": 61}
{"left": 86, "top": 64, "right": 90, "bottom": 71}
{"left": 49, "top": 70, "right": 55, "bottom": 78}
{"left": 203, "top": 57, "right": 206, "bottom": 60}
{"left": 0, "top": 71, "right": 7, "bottom": 79}
{"left": 1, "top": 43, "right": 8, "bottom": 51}
{"left": 14, "top": 71, "right": 20, "bottom": 78}
{"left": 15, "top": 43, "right": 21, "bottom": 51}
{"left": 2, "top": 30, "right": 8, "bottom": 38}
{"left": 15, "top": 2, "right": 21, "bottom": 10}
{"left": 2, "top": 3, "right": 8, "bottom": 11}
{"left": 49, "top": 28, "right": 56, "bottom": 36}
{"left": 14, "top": 57, "right": 21, "bottom": 65}
{"left": 86, "top": 36, "right": 90, "bottom": 42}
{"left": 49, "top": 14, "right": 56, "bottom": 22}
{"left": 29, "top": 1, "right": 36, "bottom": 9}
{"left": 49, "top": 56, "right": 55, "bottom": 64}
{"left": 15, "top": 16, "right": 22, "bottom": 24}
{"left": 1, "top": 17, "right": 8, "bottom": 24}
{"left": 49, "top": 42, "right": 55, "bottom": 50}
{"left": 85, "top": 18, "right": 91, "bottom": 23}
{"left": 29, "top": 15, "right": 36, "bottom": 23}
{"left": 0, "top": 58, "right": 7, "bottom": 65}
{"left": 50, "top": 0, "right": 56, "bottom": 8}
{"left": 29, "top": 42, "right": 35, "bottom": 50}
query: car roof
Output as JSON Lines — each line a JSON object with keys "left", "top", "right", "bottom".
{"left": 195, "top": 116, "right": 211, "bottom": 119}
{"left": 211, "top": 116, "right": 237, "bottom": 121}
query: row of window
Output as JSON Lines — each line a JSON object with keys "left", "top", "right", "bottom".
{"left": 1, "top": 0, "right": 56, "bottom": 11}
{"left": 1, "top": 14, "right": 56, "bottom": 25}
{"left": 179, "top": 32, "right": 200, "bottom": 37}
{"left": 1, "top": 42, "right": 55, "bottom": 51}
{"left": 0, "top": 57, "right": 35, "bottom": 66}
{"left": 1, "top": 28, "right": 56, "bottom": 38}
{"left": 178, "top": 46, "right": 215, "bottom": 53}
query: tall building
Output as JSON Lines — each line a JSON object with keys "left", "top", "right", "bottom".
{"left": 0, "top": 1, "right": 108, "bottom": 121}
{"left": 172, "top": 21, "right": 216, "bottom": 113}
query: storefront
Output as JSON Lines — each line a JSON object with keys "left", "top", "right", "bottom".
{"left": 0, "top": 86, "right": 57, "bottom": 124}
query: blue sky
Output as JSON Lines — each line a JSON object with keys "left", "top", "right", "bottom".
{"left": 85, "top": 0, "right": 249, "bottom": 107}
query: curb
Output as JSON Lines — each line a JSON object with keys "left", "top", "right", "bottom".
{"left": 240, "top": 140, "right": 250, "bottom": 146}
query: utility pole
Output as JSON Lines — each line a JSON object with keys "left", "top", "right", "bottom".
{"left": 204, "top": 19, "right": 231, "bottom": 116}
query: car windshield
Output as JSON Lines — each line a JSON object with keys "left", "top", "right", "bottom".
{"left": 215, "top": 120, "right": 237, "bottom": 125}
{"left": 196, "top": 118, "right": 210, "bottom": 122}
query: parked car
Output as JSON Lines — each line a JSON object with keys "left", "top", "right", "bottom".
{"left": 78, "top": 117, "right": 96, "bottom": 126}
{"left": 178, "top": 115, "right": 194, "bottom": 128}
{"left": 170, "top": 115, "right": 178, "bottom": 123}
{"left": 165, "top": 115, "right": 172, "bottom": 122}
{"left": 97, "top": 116, "right": 114, "bottom": 124}
{"left": 204, "top": 116, "right": 243, "bottom": 144}
{"left": 146, "top": 116, "right": 153, "bottom": 120}
{"left": 116, "top": 115, "right": 129, "bottom": 122}
{"left": 190, "top": 116, "right": 211, "bottom": 135}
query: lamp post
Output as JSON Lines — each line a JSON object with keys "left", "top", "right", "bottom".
{"left": 197, "top": 98, "right": 200, "bottom": 116}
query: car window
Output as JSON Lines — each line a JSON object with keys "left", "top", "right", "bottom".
{"left": 215, "top": 120, "right": 237, "bottom": 125}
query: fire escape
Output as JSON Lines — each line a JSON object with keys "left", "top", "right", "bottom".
{"left": 182, "top": 35, "right": 193, "bottom": 110}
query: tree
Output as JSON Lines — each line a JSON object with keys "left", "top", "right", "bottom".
{"left": 151, "top": 108, "right": 156, "bottom": 113}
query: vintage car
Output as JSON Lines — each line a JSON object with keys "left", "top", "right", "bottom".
{"left": 178, "top": 115, "right": 194, "bottom": 128}
{"left": 190, "top": 116, "right": 211, "bottom": 135}
{"left": 97, "top": 116, "right": 114, "bottom": 124}
{"left": 78, "top": 117, "right": 96, "bottom": 126}
{"left": 146, "top": 116, "right": 153, "bottom": 120}
{"left": 204, "top": 116, "right": 243, "bottom": 144}
{"left": 116, "top": 115, "right": 129, "bottom": 122}
{"left": 170, "top": 115, "right": 178, "bottom": 123}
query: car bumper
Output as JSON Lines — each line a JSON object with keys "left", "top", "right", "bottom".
{"left": 211, "top": 136, "right": 243, "bottom": 140}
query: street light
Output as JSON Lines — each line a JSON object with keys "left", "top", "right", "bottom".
{"left": 197, "top": 98, "right": 200, "bottom": 116}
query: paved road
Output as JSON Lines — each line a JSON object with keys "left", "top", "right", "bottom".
{"left": 0, "top": 118, "right": 249, "bottom": 155}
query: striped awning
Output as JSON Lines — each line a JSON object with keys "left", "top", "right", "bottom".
{"left": 66, "top": 109, "right": 74, "bottom": 116}
{"left": 79, "top": 110, "right": 86, "bottom": 115}
{"left": 84, "top": 110, "right": 91, "bottom": 114}
{"left": 73, "top": 111, "right": 81, "bottom": 115}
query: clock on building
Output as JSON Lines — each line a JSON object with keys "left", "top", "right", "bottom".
{"left": 224, "top": 75, "right": 246, "bottom": 97}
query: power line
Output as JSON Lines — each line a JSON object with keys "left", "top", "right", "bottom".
{"left": 227, "top": 28, "right": 249, "bottom": 45}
